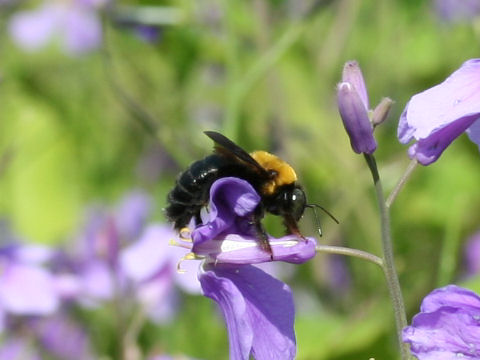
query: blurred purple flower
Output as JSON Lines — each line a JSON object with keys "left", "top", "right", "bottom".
{"left": 174, "top": 177, "right": 316, "bottom": 360}
{"left": 135, "top": 25, "right": 162, "bottom": 43}
{"left": 403, "top": 285, "right": 480, "bottom": 359}
{"left": 398, "top": 59, "right": 480, "bottom": 165}
{"left": 8, "top": 0, "right": 106, "bottom": 56}
{"left": 0, "top": 246, "right": 59, "bottom": 330}
{"left": 326, "top": 254, "right": 351, "bottom": 296}
{"left": 434, "top": 0, "right": 480, "bottom": 23}
{"left": 464, "top": 231, "right": 480, "bottom": 277}
{"left": 32, "top": 314, "right": 94, "bottom": 360}
{"left": 115, "top": 190, "right": 153, "bottom": 240}
{"left": 337, "top": 61, "right": 377, "bottom": 154}
{"left": 120, "top": 224, "right": 200, "bottom": 323}
{"left": 0, "top": 338, "right": 41, "bottom": 360}
{"left": 53, "top": 190, "right": 154, "bottom": 306}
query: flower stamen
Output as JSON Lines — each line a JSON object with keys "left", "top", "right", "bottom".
{"left": 177, "top": 252, "right": 201, "bottom": 273}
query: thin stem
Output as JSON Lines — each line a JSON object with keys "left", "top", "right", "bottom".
{"left": 123, "top": 306, "right": 147, "bottom": 360}
{"left": 386, "top": 158, "right": 418, "bottom": 208}
{"left": 364, "top": 153, "right": 409, "bottom": 360}
{"left": 315, "top": 245, "right": 383, "bottom": 267}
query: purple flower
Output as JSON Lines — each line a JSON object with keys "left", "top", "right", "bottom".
{"left": 32, "top": 314, "right": 94, "bottom": 360}
{"left": 337, "top": 61, "right": 377, "bottom": 154}
{"left": 191, "top": 177, "right": 317, "bottom": 265}
{"left": 175, "top": 177, "right": 317, "bottom": 360}
{"left": 0, "top": 338, "right": 41, "bottom": 360}
{"left": 54, "top": 190, "right": 155, "bottom": 306}
{"left": 8, "top": 0, "right": 106, "bottom": 56}
{"left": 135, "top": 25, "right": 162, "bottom": 43}
{"left": 398, "top": 59, "right": 480, "bottom": 165}
{"left": 434, "top": 0, "right": 480, "bottom": 23}
{"left": 403, "top": 285, "right": 480, "bottom": 359}
{"left": 120, "top": 224, "right": 200, "bottom": 323}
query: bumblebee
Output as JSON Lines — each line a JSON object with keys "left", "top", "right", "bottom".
{"left": 165, "top": 131, "right": 331, "bottom": 253}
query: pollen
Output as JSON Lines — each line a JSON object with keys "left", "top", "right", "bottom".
{"left": 250, "top": 150, "right": 297, "bottom": 195}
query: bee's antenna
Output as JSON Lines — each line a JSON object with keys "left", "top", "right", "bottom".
{"left": 306, "top": 204, "right": 339, "bottom": 237}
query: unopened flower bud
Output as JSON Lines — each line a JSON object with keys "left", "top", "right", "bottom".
{"left": 337, "top": 82, "right": 377, "bottom": 154}
{"left": 342, "top": 60, "right": 369, "bottom": 109}
{"left": 372, "top": 97, "right": 394, "bottom": 127}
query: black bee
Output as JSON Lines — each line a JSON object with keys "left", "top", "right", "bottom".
{"left": 165, "top": 131, "right": 335, "bottom": 253}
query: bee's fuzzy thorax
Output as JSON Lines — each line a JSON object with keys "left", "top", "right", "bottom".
{"left": 250, "top": 150, "right": 297, "bottom": 195}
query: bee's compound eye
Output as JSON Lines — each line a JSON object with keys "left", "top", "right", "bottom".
{"left": 290, "top": 188, "right": 306, "bottom": 221}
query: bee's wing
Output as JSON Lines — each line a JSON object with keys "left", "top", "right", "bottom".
{"left": 204, "top": 131, "right": 269, "bottom": 177}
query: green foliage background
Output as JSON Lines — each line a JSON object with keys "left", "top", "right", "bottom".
{"left": 1, "top": 0, "right": 480, "bottom": 358}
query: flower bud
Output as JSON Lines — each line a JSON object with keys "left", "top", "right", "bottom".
{"left": 342, "top": 60, "right": 369, "bottom": 109}
{"left": 372, "top": 97, "right": 394, "bottom": 127}
{"left": 337, "top": 82, "right": 377, "bottom": 154}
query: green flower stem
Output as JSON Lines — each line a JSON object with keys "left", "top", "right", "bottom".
{"left": 315, "top": 245, "right": 383, "bottom": 268}
{"left": 386, "top": 159, "right": 418, "bottom": 209}
{"left": 364, "top": 153, "right": 410, "bottom": 360}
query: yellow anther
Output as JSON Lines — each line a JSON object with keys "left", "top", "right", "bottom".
{"left": 179, "top": 227, "right": 192, "bottom": 241}
{"left": 176, "top": 252, "right": 199, "bottom": 273}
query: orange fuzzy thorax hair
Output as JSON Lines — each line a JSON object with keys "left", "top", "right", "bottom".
{"left": 250, "top": 150, "right": 297, "bottom": 195}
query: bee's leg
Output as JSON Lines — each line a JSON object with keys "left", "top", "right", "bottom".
{"left": 250, "top": 207, "right": 273, "bottom": 260}
{"left": 283, "top": 214, "right": 307, "bottom": 241}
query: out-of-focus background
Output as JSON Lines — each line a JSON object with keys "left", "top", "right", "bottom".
{"left": 1, "top": 0, "right": 480, "bottom": 359}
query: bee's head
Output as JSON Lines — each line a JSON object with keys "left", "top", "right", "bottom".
{"left": 265, "top": 185, "right": 306, "bottom": 221}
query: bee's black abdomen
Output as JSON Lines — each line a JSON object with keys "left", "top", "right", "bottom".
{"left": 165, "top": 154, "right": 230, "bottom": 230}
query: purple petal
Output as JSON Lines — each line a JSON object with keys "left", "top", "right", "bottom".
{"left": 54, "top": 273, "right": 82, "bottom": 300}
{"left": 137, "top": 268, "right": 179, "bottom": 324}
{"left": 0, "top": 307, "right": 4, "bottom": 333}
{"left": 173, "top": 255, "right": 202, "bottom": 294}
{"left": 420, "top": 285, "right": 480, "bottom": 313}
{"left": 403, "top": 285, "right": 480, "bottom": 359}
{"left": 199, "top": 264, "right": 296, "bottom": 360}
{"left": 337, "top": 82, "right": 377, "bottom": 154}
{"left": 466, "top": 117, "right": 480, "bottom": 151}
{"left": 192, "top": 177, "right": 260, "bottom": 246}
{"left": 8, "top": 4, "right": 60, "bottom": 52}
{"left": 399, "top": 59, "right": 480, "bottom": 164}
{"left": 135, "top": 25, "right": 162, "bottom": 43}
{"left": 115, "top": 190, "right": 152, "bottom": 240}
{"left": 14, "top": 244, "right": 53, "bottom": 265}
{"left": 434, "top": 0, "right": 480, "bottom": 23}
{"left": 33, "top": 315, "right": 94, "bottom": 360}
{"left": 0, "top": 338, "right": 41, "bottom": 360}
{"left": 398, "top": 102, "right": 415, "bottom": 144}
{"left": 407, "top": 113, "right": 479, "bottom": 165}
{"left": 0, "top": 263, "right": 59, "bottom": 315}
{"left": 342, "top": 60, "right": 369, "bottom": 109}
{"left": 61, "top": 5, "right": 102, "bottom": 55}
{"left": 80, "top": 213, "right": 119, "bottom": 267}
{"left": 78, "top": 260, "right": 113, "bottom": 304}
{"left": 194, "top": 233, "right": 316, "bottom": 265}
{"left": 120, "top": 225, "right": 174, "bottom": 282}
{"left": 75, "top": 0, "right": 110, "bottom": 8}
{"left": 190, "top": 178, "right": 316, "bottom": 266}
{"left": 404, "top": 308, "right": 480, "bottom": 359}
